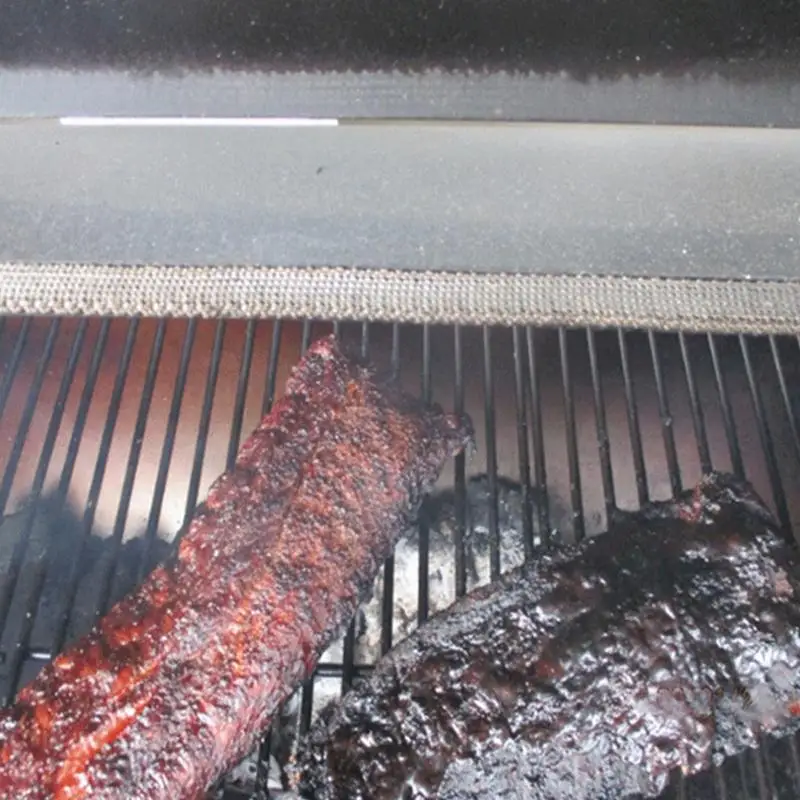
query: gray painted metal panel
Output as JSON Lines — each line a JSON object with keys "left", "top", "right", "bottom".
{"left": 1, "top": 120, "right": 799, "bottom": 280}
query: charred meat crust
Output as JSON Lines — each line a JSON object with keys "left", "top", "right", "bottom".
{"left": 293, "top": 473, "right": 800, "bottom": 800}
{"left": 0, "top": 334, "right": 473, "bottom": 800}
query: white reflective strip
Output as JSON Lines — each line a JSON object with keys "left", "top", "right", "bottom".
{"left": 59, "top": 116, "right": 339, "bottom": 128}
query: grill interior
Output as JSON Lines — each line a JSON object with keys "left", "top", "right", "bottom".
{"left": 2, "top": 316, "right": 800, "bottom": 798}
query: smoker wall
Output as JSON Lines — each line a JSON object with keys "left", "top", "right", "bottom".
{"left": 2, "top": 0, "right": 800, "bottom": 122}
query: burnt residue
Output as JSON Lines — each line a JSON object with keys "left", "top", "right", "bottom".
{"left": 2, "top": 0, "right": 800, "bottom": 78}
{"left": 351, "top": 475, "right": 552, "bottom": 664}
{"left": 293, "top": 473, "right": 800, "bottom": 800}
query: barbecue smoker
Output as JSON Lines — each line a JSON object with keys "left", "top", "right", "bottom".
{"left": 3, "top": 0, "right": 800, "bottom": 797}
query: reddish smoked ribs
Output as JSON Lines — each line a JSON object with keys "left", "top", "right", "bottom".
{"left": 0, "top": 335, "right": 473, "bottom": 800}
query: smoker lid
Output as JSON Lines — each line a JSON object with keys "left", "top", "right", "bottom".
{"left": 3, "top": 3, "right": 800, "bottom": 330}
{"left": 2, "top": 120, "right": 800, "bottom": 333}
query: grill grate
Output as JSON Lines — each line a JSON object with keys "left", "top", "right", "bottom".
{"left": 1, "top": 317, "right": 800, "bottom": 797}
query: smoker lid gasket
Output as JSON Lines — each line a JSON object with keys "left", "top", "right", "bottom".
{"left": 3, "top": 121, "right": 800, "bottom": 289}
{"left": 3, "top": 262, "right": 800, "bottom": 336}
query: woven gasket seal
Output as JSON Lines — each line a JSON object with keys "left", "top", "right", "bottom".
{"left": 1, "top": 262, "right": 799, "bottom": 336}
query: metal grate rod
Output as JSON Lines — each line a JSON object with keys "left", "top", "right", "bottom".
{"left": 0, "top": 319, "right": 61, "bottom": 517}
{"left": 341, "top": 323, "right": 372, "bottom": 692}
{"left": 769, "top": 336, "right": 800, "bottom": 469}
{"left": 678, "top": 333, "right": 713, "bottom": 475}
{"left": 483, "top": 326, "right": 501, "bottom": 578}
{"left": 226, "top": 320, "right": 258, "bottom": 469}
{"left": 178, "top": 320, "right": 223, "bottom": 534}
{"left": 559, "top": 328, "right": 584, "bottom": 541}
{"left": 0, "top": 321, "right": 87, "bottom": 701}
{"left": 298, "top": 324, "right": 316, "bottom": 737}
{"left": 0, "top": 317, "right": 32, "bottom": 422}
{"left": 525, "top": 328, "right": 551, "bottom": 543}
{"left": 648, "top": 331, "right": 682, "bottom": 496}
{"left": 453, "top": 325, "right": 468, "bottom": 598}
{"left": 586, "top": 328, "right": 616, "bottom": 520}
{"left": 253, "top": 319, "right": 291, "bottom": 796}
{"left": 618, "top": 329, "right": 649, "bottom": 506}
{"left": 739, "top": 335, "right": 791, "bottom": 535}
{"left": 707, "top": 334, "right": 744, "bottom": 478}
{"left": 417, "top": 324, "right": 432, "bottom": 624}
{"left": 262, "top": 321, "right": 284, "bottom": 417}
{"left": 50, "top": 319, "right": 140, "bottom": 657}
{"left": 95, "top": 320, "right": 167, "bottom": 616}
{"left": 380, "top": 322, "right": 401, "bottom": 654}
{"left": 139, "top": 318, "right": 198, "bottom": 580}
{"left": 512, "top": 327, "right": 535, "bottom": 559}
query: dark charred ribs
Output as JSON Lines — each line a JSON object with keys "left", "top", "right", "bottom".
{"left": 0, "top": 334, "right": 473, "bottom": 800}
{"left": 293, "top": 473, "right": 800, "bottom": 800}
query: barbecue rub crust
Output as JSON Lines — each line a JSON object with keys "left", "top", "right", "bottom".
{"left": 293, "top": 473, "right": 800, "bottom": 800}
{"left": 0, "top": 334, "right": 473, "bottom": 800}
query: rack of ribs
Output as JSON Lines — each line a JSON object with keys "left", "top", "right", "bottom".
{"left": 0, "top": 334, "right": 473, "bottom": 799}
{"left": 293, "top": 473, "right": 800, "bottom": 799}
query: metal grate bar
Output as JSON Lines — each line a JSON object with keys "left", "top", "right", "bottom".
{"left": 301, "top": 319, "right": 313, "bottom": 356}
{"left": 379, "top": 323, "right": 401, "bottom": 653}
{"left": 21, "top": 321, "right": 113, "bottom": 673}
{"left": 0, "top": 320, "right": 61, "bottom": 518}
{"left": 141, "top": 319, "right": 199, "bottom": 580}
{"left": 483, "top": 326, "right": 501, "bottom": 578}
{"left": 226, "top": 320, "right": 258, "bottom": 469}
{"left": 296, "top": 324, "right": 317, "bottom": 738}
{"left": 50, "top": 319, "right": 140, "bottom": 655}
{"left": 739, "top": 335, "right": 792, "bottom": 534}
{"left": 391, "top": 324, "right": 400, "bottom": 378}
{"left": 559, "top": 328, "right": 584, "bottom": 541}
{"left": 525, "top": 328, "right": 551, "bottom": 543}
{"left": 707, "top": 333, "right": 745, "bottom": 479}
{"left": 512, "top": 327, "right": 535, "bottom": 559}
{"left": 0, "top": 317, "right": 31, "bottom": 422}
{"left": 789, "top": 735, "right": 800, "bottom": 795}
{"left": 453, "top": 325, "right": 469, "bottom": 598}
{"left": 586, "top": 328, "right": 616, "bottom": 520}
{"left": 262, "top": 321, "right": 284, "bottom": 417}
{"left": 341, "top": 323, "right": 372, "bottom": 691}
{"left": 618, "top": 329, "right": 649, "bottom": 505}
{"left": 0, "top": 321, "right": 88, "bottom": 701}
{"left": 95, "top": 320, "right": 167, "bottom": 616}
{"left": 678, "top": 333, "right": 713, "bottom": 475}
{"left": 417, "top": 324, "right": 432, "bottom": 624}
{"left": 648, "top": 331, "right": 682, "bottom": 495}
{"left": 770, "top": 336, "right": 800, "bottom": 467}
{"left": 760, "top": 736, "right": 779, "bottom": 799}
{"left": 751, "top": 743, "right": 771, "bottom": 800}
{"left": 254, "top": 320, "right": 290, "bottom": 797}
{"left": 179, "top": 320, "right": 224, "bottom": 532}
{"left": 736, "top": 752, "right": 754, "bottom": 799}
{"left": 712, "top": 764, "right": 729, "bottom": 800}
